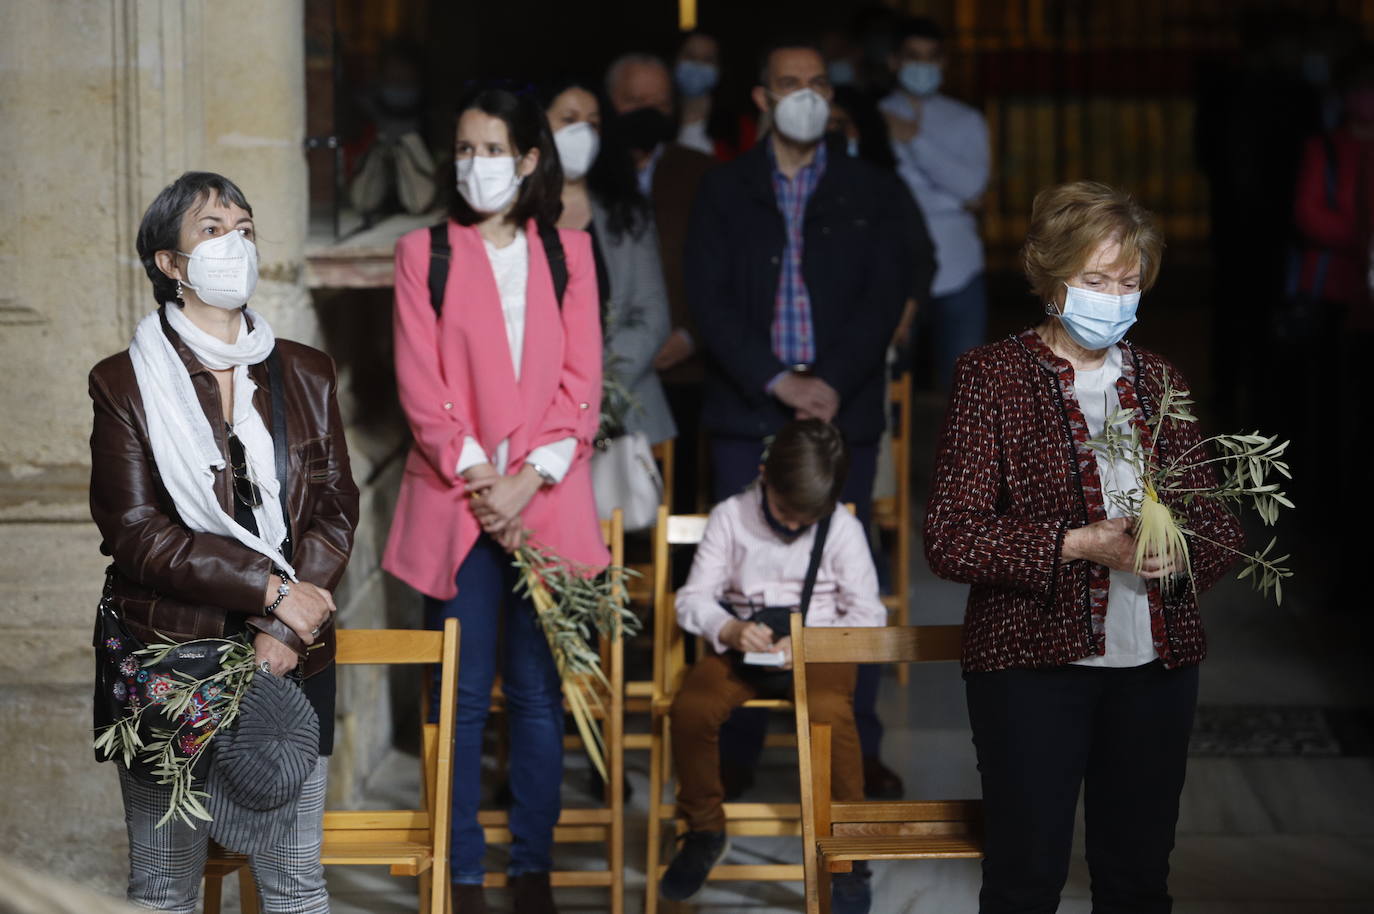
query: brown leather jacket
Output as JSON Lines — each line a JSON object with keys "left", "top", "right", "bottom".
{"left": 88, "top": 308, "right": 359, "bottom": 674}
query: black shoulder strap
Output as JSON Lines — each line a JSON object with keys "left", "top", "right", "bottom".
{"left": 428, "top": 222, "right": 451, "bottom": 317}
{"left": 538, "top": 221, "right": 568, "bottom": 310}
{"left": 797, "top": 513, "right": 833, "bottom": 625}
{"left": 266, "top": 347, "right": 293, "bottom": 563}
{"left": 427, "top": 220, "right": 566, "bottom": 316}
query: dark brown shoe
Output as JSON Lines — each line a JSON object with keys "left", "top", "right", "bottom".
{"left": 863, "top": 755, "right": 905, "bottom": 800}
{"left": 509, "top": 871, "right": 558, "bottom": 913}
{"left": 453, "top": 882, "right": 489, "bottom": 914}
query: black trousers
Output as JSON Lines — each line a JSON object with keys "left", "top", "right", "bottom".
{"left": 964, "top": 661, "right": 1199, "bottom": 914}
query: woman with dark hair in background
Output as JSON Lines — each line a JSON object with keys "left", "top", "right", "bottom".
{"left": 542, "top": 77, "right": 677, "bottom": 454}
{"left": 383, "top": 87, "right": 606, "bottom": 914}
{"left": 89, "top": 171, "right": 357, "bottom": 912}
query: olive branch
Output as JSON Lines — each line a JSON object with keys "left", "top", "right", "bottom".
{"left": 1086, "top": 371, "right": 1295, "bottom": 603}
{"left": 93, "top": 636, "right": 258, "bottom": 828}
{"left": 511, "top": 538, "right": 640, "bottom": 780}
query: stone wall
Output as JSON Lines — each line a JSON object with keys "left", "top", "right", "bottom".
{"left": 0, "top": 0, "right": 409, "bottom": 894}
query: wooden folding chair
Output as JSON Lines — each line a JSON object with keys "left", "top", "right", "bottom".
{"left": 789, "top": 615, "right": 982, "bottom": 913}
{"left": 480, "top": 511, "right": 627, "bottom": 912}
{"left": 203, "top": 618, "right": 461, "bottom": 914}
{"left": 651, "top": 438, "right": 675, "bottom": 515}
{"left": 871, "top": 372, "right": 913, "bottom": 684}
{"left": 644, "top": 505, "right": 807, "bottom": 914}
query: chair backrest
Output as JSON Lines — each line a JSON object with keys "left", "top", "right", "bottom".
{"left": 789, "top": 621, "right": 962, "bottom": 666}
{"left": 651, "top": 506, "right": 709, "bottom": 700}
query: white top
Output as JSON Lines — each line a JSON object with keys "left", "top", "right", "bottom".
{"left": 1071, "top": 345, "right": 1158, "bottom": 668}
{"left": 676, "top": 488, "right": 887, "bottom": 654}
{"left": 455, "top": 231, "right": 576, "bottom": 480}
{"left": 636, "top": 143, "right": 666, "bottom": 198}
{"left": 677, "top": 120, "right": 713, "bottom": 156}
{"left": 880, "top": 92, "right": 990, "bottom": 297}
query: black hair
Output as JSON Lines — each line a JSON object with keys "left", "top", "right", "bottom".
{"left": 830, "top": 85, "right": 897, "bottom": 169}
{"left": 894, "top": 16, "right": 946, "bottom": 49}
{"left": 136, "top": 171, "right": 253, "bottom": 306}
{"left": 756, "top": 36, "right": 826, "bottom": 86}
{"left": 448, "top": 86, "right": 563, "bottom": 228}
{"left": 538, "top": 77, "right": 653, "bottom": 242}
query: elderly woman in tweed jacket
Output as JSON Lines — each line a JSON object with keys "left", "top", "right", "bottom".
{"left": 925, "top": 181, "right": 1244, "bottom": 914}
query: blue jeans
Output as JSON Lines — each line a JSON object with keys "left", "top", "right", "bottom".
{"left": 925, "top": 272, "right": 988, "bottom": 392}
{"left": 424, "top": 535, "right": 564, "bottom": 884}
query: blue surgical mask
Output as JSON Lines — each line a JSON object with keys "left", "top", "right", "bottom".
{"left": 1053, "top": 283, "right": 1140, "bottom": 350}
{"left": 827, "top": 59, "right": 858, "bottom": 87}
{"left": 675, "top": 59, "right": 719, "bottom": 98}
{"left": 897, "top": 60, "right": 942, "bottom": 97}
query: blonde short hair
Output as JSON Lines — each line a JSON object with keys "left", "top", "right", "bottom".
{"left": 1021, "top": 181, "right": 1163, "bottom": 305}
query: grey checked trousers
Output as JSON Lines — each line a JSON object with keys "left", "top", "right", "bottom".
{"left": 117, "top": 756, "right": 330, "bottom": 913}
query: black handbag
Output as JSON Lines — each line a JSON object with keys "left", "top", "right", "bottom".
{"left": 93, "top": 565, "right": 244, "bottom": 783}
{"left": 726, "top": 514, "right": 831, "bottom": 699}
{"left": 92, "top": 346, "right": 294, "bottom": 783}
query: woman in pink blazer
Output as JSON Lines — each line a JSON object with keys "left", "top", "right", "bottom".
{"left": 383, "top": 87, "right": 605, "bottom": 914}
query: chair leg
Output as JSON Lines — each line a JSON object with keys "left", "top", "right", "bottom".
{"left": 817, "top": 866, "right": 833, "bottom": 914}
{"left": 419, "top": 867, "right": 432, "bottom": 914}
{"left": 203, "top": 874, "right": 224, "bottom": 914}
{"left": 645, "top": 716, "right": 665, "bottom": 914}
{"left": 238, "top": 865, "right": 260, "bottom": 914}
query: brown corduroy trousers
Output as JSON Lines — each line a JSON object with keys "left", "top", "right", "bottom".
{"left": 669, "top": 651, "right": 863, "bottom": 831}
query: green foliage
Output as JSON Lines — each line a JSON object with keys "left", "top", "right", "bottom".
{"left": 1086, "top": 370, "right": 1294, "bottom": 604}
{"left": 92, "top": 636, "right": 258, "bottom": 828}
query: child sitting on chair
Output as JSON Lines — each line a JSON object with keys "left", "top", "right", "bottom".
{"left": 660, "top": 419, "right": 885, "bottom": 913}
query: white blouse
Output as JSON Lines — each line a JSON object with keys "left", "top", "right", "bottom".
{"left": 1071, "top": 345, "right": 1158, "bottom": 668}
{"left": 455, "top": 231, "right": 576, "bottom": 480}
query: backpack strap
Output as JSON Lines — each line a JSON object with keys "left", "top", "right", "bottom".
{"left": 537, "top": 221, "right": 568, "bottom": 309}
{"left": 427, "top": 220, "right": 566, "bottom": 315}
{"left": 428, "top": 222, "right": 451, "bottom": 317}
{"left": 797, "top": 513, "right": 833, "bottom": 626}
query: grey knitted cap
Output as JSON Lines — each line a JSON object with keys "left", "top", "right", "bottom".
{"left": 206, "top": 670, "right": 320, "bottom": 855}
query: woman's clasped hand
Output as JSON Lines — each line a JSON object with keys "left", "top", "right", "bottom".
{"left": 464, "top": 463, "right": 544, "bottom": 551}
{"left": 1062, "top": 516, "right": 1180, "bottom": 579}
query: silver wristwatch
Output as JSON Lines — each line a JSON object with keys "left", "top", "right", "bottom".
{"left": 527, "top": 461, "right": 557, "bottom": 486}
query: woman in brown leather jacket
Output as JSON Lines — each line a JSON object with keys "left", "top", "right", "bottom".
{"left": 88, "top": 172, "right": 358, "bottom": 913}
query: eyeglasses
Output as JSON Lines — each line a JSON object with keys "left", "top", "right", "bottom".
{"left": 226, "top": 430, "right": 263, "bottom": 509}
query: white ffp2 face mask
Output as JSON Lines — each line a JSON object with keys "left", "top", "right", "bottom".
{"left": 553, "top": 122, "right": 600, "bottom": 182}
{"left": 177, "top": 229, "right": 259, "bottom": 310}
{"left": 455, "top": 155, "right": 524, "bottom": 214}
{"left": 771, "top": 88, "right": 830, "bottom": 144}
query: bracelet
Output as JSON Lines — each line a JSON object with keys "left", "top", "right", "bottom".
{"left": 265, "top": 575, "right": 291, "bottom": 615}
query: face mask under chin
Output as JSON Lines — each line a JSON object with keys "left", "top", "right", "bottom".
{"left": 760, "top": 482, "right": 812, "bottom": 542}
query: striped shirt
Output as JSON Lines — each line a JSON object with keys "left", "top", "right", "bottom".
{"left": 769, "top": 140, "right": 827, "bottom": 366}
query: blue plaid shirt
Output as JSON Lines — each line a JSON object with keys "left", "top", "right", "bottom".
{"left": 769, "top": 140, "right": 827, "bottom": 368}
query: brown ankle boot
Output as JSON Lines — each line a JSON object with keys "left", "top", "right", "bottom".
{"left": 509, "top": 871, "right": 558, "bottom": 913}
{"left": 453, "top": 882, "right": 489, "bottom": 913}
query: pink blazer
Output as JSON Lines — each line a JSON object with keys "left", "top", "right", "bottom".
{"left": 383, "top": 219, "right": 608, "bottom": 600}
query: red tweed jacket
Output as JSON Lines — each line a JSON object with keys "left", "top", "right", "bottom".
{"left": 925, "top": 328, "right": 1245, "bottom": 672}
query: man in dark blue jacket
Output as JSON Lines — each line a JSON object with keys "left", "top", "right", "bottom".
{"left": 686, "top": 39, "right": 924, "bottom": 524}
{"left": 671, "top": 35, "right": 932, "bottom": 914}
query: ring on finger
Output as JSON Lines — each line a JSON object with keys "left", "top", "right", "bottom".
{"left": 310, "top": 625, "right": 321, "bottom": 637}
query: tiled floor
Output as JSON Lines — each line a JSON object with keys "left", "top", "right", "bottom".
{"left": 318, "top": 391, "right": 1374, "bottom": 913}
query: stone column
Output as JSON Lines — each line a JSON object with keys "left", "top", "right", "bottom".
{"left": 0, "top": 0, "right": 319, "bottom": 891}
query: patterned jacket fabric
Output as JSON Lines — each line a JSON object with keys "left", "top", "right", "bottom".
{"left": 924, "top": 328, "right": 1245, "bottom": 672}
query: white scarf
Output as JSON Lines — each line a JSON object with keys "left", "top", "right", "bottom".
{"left": 128, "top": 306, "right": 297, "bottom": 581}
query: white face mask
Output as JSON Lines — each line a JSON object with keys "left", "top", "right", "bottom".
{"left": 455, "top": 155, "right": 524, "bottom": 214}
{"left": 177, "top": 229, "right": 258, "bottom": 310}
{"left": 553, "top": 122, "right": 600, "bottom": 182}
{"left": 771, "top": 88, "right": 830, "bottom": 144}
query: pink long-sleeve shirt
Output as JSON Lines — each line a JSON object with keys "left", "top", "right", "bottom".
{"left": 675, "top": 487, "right": 887, "bottom": 653}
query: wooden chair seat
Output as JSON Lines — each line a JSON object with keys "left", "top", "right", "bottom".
{"left": 816, "top": 834, "right": 983, "bottom": 865}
